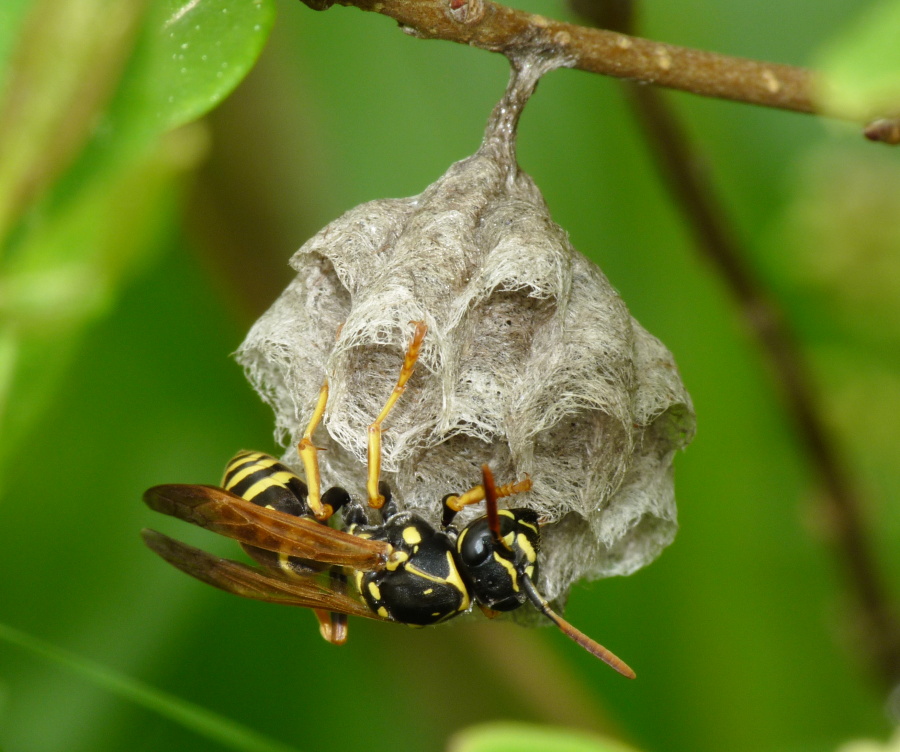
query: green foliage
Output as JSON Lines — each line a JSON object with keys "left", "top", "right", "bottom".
{"left": 1, "top": 1, "right": 899, "bottom": 752}
{"left": 816, "top": 0, "right": 900, "bottom": 120}
{"left": 144, "top": 0, "right": 275, "bottom": 134}
{"left": 0, "top": 0, "right": 274, "bottom": 484}
{"left": 448, "top": 723, "right": 643, "bottom": 752}
{"left": 0, "top": 622, "right": 301, "bottom": 752}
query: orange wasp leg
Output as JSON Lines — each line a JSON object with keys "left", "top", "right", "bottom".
{"left": 297, "top": 381, "right": 331, "bottom": 520}
{"left": 442, "top": 473, "right": 532, "bottom": 530}
{"left": 366, "top": 321, "right": 428, "bottom": 509}
{"left": 295, "top": 366, "right": 353, "bottom": 639}
{"left": 313, "top": 569, "right": 349, "bottom": 645}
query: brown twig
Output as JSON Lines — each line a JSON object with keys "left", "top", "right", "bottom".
{"left": 864, "top": 117, "right": 900, "bottom": 145}
{"left": 572, "top": 0, "right": 900, "bottom": 686}
{"left": 306, "top": 0, "right": 832, "bottom": 120}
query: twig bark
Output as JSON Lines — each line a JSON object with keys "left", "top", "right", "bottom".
{"left": 865, "top": 117, "right": 900, "bottom": 145}
{"left": 572, "top": 0, "right": 900, "bottom": 686}
{"left": 307, "top": 0, "right": 827, "bottom": 119}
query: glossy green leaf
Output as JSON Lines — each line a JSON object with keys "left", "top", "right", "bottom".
{"left": 816, "top": 0, "right": 900, "bottom": 120}
{"left": 448, "top": 723, "right": 643, "bottom": 752}
{"left": 151, "top": 0, "right": 276, "bottom": 131}
{"left": 104, "top": 0, "right": 276, "bottom": 155}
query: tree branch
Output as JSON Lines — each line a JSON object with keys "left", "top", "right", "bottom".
{"left": 307, "top": 0, "right": 831, "bottom": 119}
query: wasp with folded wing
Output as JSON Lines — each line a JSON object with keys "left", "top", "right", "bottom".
{"left": 142, "top": 322, "right": 635, "bottom": 678}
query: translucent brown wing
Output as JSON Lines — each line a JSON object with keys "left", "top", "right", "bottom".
{"left": 141, "top": 529, "right": 384, "bottom": 621}
{"left": 143, "top": 484, "right": 390, "bottom": 571}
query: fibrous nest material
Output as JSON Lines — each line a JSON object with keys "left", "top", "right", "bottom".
{"left": 236, "top": 53, "right": 695, "bottom": 603}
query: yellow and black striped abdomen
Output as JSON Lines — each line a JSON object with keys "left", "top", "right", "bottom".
{"left": 223, "top": 450, "right": 323, "bottom": 577}
{"left": 222, "top": 450, "right": 309, "bottom": 516}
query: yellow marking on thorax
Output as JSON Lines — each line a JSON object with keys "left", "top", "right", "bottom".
{"left": 377, "top": 606, "right": 389, "bottom": 619}
{"left": 368, "top": 581, "right": 382, "bottom": 601}
{"left": 493, "top": 552, "right": 519, "bottom": 592}
{"left": 386, "top": 550, "right": 409, "bottom": 571}
{"left": 517, "top": 519, "right": 538, "bottom": 534}
{"left": 224, "top": 455, "right": 279, "bottom": 487}
{"left": 403, "top": 563, "right": 447, "bottom": 585}
{"left": 516, "top": 533, "right": 537, "bottom": 564}
{"left": 402, "top": 526, "right": 422, "bottom": 546}
{"left": 243, "top": 471, "right": 299, "bottom": 500}
{"left": 423, "top": 588, "right": 434, "bottom": 595}
{"left": 405, "top": 553, "right": 471, "bottom": 612}
{"left": 444, "top": 551, "right": 471, "bottom": 611}
{"left": 498, "top": 509, "right": 515, "bottom": 519}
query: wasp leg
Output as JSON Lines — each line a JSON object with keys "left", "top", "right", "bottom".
{"left": 366, "top": 321, "right": 427, "bottom": 509}
{"left": 314, "top": 570, "right": 350, "bottom": 645}
{"left": 441, "top": 473, "right": 532, "bottom": 528}
{"left": 298, "top": 381, "right": 331, "bottom": 520}
{"left": 478, "top": 603, "right": 502, "bottom": 619}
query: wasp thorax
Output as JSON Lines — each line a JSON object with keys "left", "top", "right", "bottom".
{"left": 236, "top": 53, "right": 695, "bottom": 605}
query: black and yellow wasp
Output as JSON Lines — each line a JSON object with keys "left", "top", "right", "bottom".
{"left": 142, "top": 322, "right": 635, "bottom": 678}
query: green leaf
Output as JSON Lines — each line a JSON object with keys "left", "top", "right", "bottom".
{"left": 816, "top": 0, "right": 900, "bottom": 120}
{"left": 448, "top": 723, "right": 645, "bottom": 752}
{"left": 0, "top": 621, "right": 303, "bottom": 752}
{"left": 101, "top": 0, "right": 276, "bottom": 159}
{"left": 149, "top": 0, "right": 276, "bottom": 132}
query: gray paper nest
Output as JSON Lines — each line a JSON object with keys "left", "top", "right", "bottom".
{"left": 237, "top": 54, "right": 695, "bottom": 605}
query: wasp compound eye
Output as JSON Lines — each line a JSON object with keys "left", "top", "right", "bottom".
{"left": 234, "top": 53, "right": 695, "bottom": 605}
{"left": 457, "top": 522, "right": 493, "bottom": 568}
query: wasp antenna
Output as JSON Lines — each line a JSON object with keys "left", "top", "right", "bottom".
{"left": 480, "top": 464, "right": 505, "bottom": 548}
{"left": 520, "top": 575, "right": 636, "bottom": 679}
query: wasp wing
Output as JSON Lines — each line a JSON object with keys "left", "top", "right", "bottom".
{"left": 143, "top": 484, "right": 389, "bottom": 571}
{"left": 141, "top": 529, "right": 384, "bottom": 621}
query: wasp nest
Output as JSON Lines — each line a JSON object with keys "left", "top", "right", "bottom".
{"left": 237, "top": 52, "right": 695, "bottom": 603}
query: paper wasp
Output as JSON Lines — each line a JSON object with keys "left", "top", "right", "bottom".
{"left": 142, "top": 322, "right": 635, "bottom": 677}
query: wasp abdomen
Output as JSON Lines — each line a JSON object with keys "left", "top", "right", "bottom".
{"left": 223, "top": 451, "right": 309, "bottom": 516}
{"left": 221, "top": 451, "right": 322, "bottom": 576}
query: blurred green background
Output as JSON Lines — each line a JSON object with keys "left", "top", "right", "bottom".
{"left": 2, "top": 1, "right": 900, "bottom": 751}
